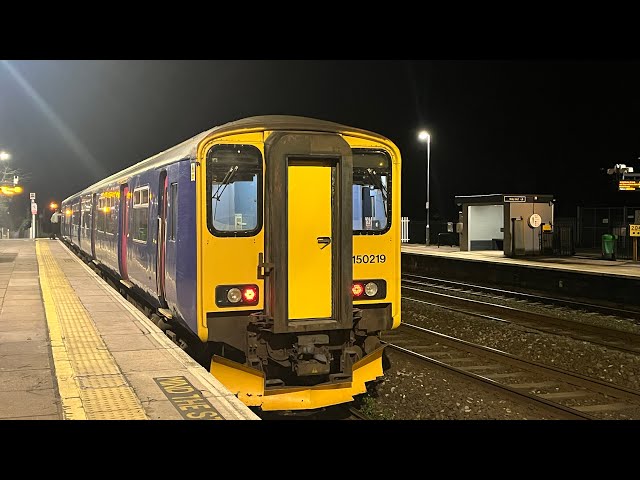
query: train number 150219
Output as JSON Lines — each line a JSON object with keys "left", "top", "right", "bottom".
{"left": 353, "top": 254, "right": 386, "bottom": 264}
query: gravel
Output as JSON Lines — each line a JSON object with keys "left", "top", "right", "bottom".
{"left": 356, "top": 297, "right": 640, "bottom": 420}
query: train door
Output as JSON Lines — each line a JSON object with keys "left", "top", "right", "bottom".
{"left": 79, "top": 202, "right": 84, "bottom": 250}
{"left": 287, "top": 161, "right": 333, "bottom": 319}
{"left": 81, "top": 195, "right": 91, "bottom": 250}
{"left": 264, "top": 133, "right": 353, "bottom": 333}
{"left": 156, "top": 171, "right": 168, "bottom": 304}
{"left": 91, "top": 193, "right": 97, "bottom": 258}
{"left": 119, "top": 184, "right": 129, "bottom": 280}
{"left": 75, "top": 201, "right": 81, "bottom": 245}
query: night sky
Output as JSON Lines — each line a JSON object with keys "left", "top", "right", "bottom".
{"left": 1, "top": 60, "right": 639, "bottom": 230}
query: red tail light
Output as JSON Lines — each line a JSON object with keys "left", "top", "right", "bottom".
{"left": 216, "top": 284, "right": 259, "bottom": 307}
{"left": 243, "top": 286, "right": 257, "bottom": 302}
{"left": 352, "top": 283, "right": 364, "bottom": 297}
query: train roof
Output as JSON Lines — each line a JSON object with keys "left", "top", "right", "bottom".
{"left": 63, "top": 115, "right": 393, "bottom": 202}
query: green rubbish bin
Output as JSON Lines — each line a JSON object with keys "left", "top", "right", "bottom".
{"left": 602, "top": 233, "right": 616, "bottom": 260}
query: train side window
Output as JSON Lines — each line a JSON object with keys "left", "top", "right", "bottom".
{"left": 104, "top": 194, "right": 115, "bottom": 235}
{"left": 97, "top": 197, "right": 105, "bottom": 232}
{"left": 352, "top": 149, "right": 392, "bottom": 235}
{"left": 133, "top": 185, "right": 149, "bottom": 243}
{"left": 169, "top": 182, "right": 178, "bottom": 241}
{"left": 206, "top": 144, "right": 263, "bottom": 237}
{"left": 82, "top": 197, "right": 91, "bottom": 233}
{"left": 73, "top": 203, "right": 81, "bottom": 228}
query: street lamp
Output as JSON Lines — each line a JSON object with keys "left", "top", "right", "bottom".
{"left": 418, "top": 130, "right": 431, "bottom": 245}
{"left": 0, "top": 151, "right": 10, "bottom": 162}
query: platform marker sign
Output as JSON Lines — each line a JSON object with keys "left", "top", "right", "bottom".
{"left": 154, "top": 376, "right": 223, "bottom": 420}
{"left": 504, "top": 196, "right": 526, "bottom": 203}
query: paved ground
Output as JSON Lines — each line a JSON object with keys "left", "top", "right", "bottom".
{"left": 0, "top": 239, "right": 259, "bottom": 420}
{"left": 402, "top": 244, "right": 640, "bottom": 278}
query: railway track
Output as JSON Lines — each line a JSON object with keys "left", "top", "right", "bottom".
{"left": 402, "top": 278, "right": 640, "bottom": 355}
{"left": 382, "top": 323, "right": 640, "bottom": 420}
{"left": 402, "top": 273, "right": 640, "bottom": 323}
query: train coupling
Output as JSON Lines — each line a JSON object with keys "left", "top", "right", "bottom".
{"left": 292, "top": 334, "right": 331, "bottom": 376}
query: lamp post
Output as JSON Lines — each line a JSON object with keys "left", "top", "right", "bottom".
{"left": 418, "top": 130, "right": 431, "bottom": 245}
{"left": 0, "top": 151, "right": 11, "bottom": 239}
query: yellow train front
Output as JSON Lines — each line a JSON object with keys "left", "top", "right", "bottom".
{"left": 198, "top": 116, "right": 401, "bottom": 411}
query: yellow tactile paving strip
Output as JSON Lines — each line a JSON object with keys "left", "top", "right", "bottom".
{"left": 36, "top": 241, "right": 147, "bottom": 420}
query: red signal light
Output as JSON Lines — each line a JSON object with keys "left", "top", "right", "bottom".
{"left": 352, "top": 283, "right": 364, "bottom": 297}
{"left": 243, "top": 286, "right": 257, "bottom": 302}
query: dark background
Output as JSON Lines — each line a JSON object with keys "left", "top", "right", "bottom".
{"left": 1, "top": 60, "right": 639, "bottom": 231}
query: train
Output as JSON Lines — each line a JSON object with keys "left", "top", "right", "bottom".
{"left": 60, "top": 115, "right": 401, "bottom": 411}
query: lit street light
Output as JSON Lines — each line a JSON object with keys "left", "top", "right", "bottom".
{"left": 0, "top": 150, "right": 25, "bottom": 197}
{"left": 418, "top": 130, "right": 431, "bottom": 245}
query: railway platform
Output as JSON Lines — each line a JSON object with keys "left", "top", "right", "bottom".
{"left": 0, "top": 239, "right": 259, "bottom": 420}
{"left": 402, "top": 244, "right": 640, "bottom": 307}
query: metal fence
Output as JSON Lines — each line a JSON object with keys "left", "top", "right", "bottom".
{"left": 577, "top": 206, "right": 640, "bottom": 259}
{"left": 404, "top": 218, "right": 460, "bottom": 245}
{"left": 401, "top": 217, "right": 410, "bottom": 243}
{"left": 541, "top": 226, "right": 575, "bottom": 256}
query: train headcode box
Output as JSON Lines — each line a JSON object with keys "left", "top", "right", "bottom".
{"left": 630, "top": 224, "right": 640, "bottom": 237}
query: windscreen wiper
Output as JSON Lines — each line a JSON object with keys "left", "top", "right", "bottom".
{"left": 365, "top": 168, "right": 388, "bottom": 216}
{"left": 365, "top": 168, "right": 387, "bottom": 200}
{"left": 212, "top": 165, "right": 239, "bottom": 201}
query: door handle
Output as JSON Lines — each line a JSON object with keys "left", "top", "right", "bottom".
{"left": 317, "top": 236, "right": 331, "bottom": 245}
{"left": 257, "top": 252, "right": 274, "bottom": 279}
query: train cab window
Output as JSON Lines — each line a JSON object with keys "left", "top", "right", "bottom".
{"left": 352, "top": 149, "right": 391, "bottom": 234}
{"left": 133, "top": 186, "right": 150, "bottom": 242}
{"left": 206, "top": 144, "right": 262, "bottom": 237}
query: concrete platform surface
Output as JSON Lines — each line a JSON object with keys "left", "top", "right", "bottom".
{"left": 402, "top": 244, "right": 640, "bottom": 279}
{"left": 0, "top": 239, "right": 259, "bottom": 420}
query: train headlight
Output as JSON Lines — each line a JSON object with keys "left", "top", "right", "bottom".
{"left": 227, "top": 288, "right": 242, "bottom": 303}
{"left": 365, "top": 282, "right": 378, "bottom": 297}
{"left": 216, "top": 284, "right": 259, "bottom": 307}
{"left": 353, "top": 279, "right": 386, "bottom": 300}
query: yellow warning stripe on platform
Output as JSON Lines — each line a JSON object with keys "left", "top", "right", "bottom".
{"left": 36, "top": 241, "right": 147, "bottom": 420}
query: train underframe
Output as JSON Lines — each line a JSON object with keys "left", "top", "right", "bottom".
{"left": 206, "top": 305, "right": 391, "bottom": 411}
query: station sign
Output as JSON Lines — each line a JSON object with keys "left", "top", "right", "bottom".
{"left": 630, "top": 224, "right": 640, "bottom": 237}
{"left": 619, "top": 180, "right": 640, "bottom": 191}
{"left": 504, "top": 196, "right": 526, "bottom": 203}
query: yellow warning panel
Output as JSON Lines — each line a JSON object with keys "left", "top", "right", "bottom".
{"left": 36, "top": 241, "right": 147, "bottom": 420}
